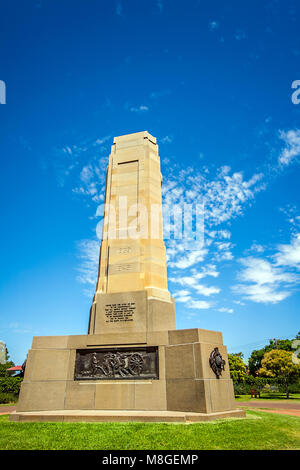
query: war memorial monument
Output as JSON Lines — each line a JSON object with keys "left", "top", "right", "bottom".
{"left": 11, "top": 131, "right": 245, "bottom": 422}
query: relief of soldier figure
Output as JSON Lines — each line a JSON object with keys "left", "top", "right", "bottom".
{"left": 78, "top": 351, "right": 145, "bottom": 378}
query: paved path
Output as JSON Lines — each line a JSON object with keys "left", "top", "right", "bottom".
{"left": 237, "top": 400, "right": 300, "bottom": 417}
{"left": 237, "top": 401, "right": 300, "bottom": 409}
{"left": 0, "top": 406, "right": 16, "bottom": 415}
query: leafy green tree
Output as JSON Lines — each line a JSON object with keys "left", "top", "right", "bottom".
{"left": 0, "top": 346, "right": 15, "bottom": 377}
{"left": 248, "top": 335, "right": 297, "bottom": 376}
{"left": 259, "top": 349, "right": 300, "bottom": 398}
{"left": 228, "top": 353, "right": 247, "bottom": 382}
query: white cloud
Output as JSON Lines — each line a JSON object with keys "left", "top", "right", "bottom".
{"left": 247, "top": 243, "right": 265, "bottom": 254}
{"left": 209, "top": 21, "right": 219, "bottom": 31}
{"left": 170, "top": 276, "right": 196, "bottom": 287}
{"left": 208, "top": 230, "right": 231, "bottom": 239}
{"left": 192, "top": 264, "right": 219, "bottom": 279}
{"left": 279, "top": 205, "right": 300, "bottom": 231}
{"left": 278, "top": 129, "right": 300, "bottom": 166}
{"left": 201, "top": 169, "right": 264, "bottom": 226}
{"left": 170, "top": 274, "right": 220, "bottom": 297}
{"left": 80, "top": 165, "right": 94, "bottom": 183}
{"left": 194, "top": 284, "right": 220, "bottom": 296}
{"left": 213, "top": 241, "right": 234, "bottom": 261}
{"left": 239, "top": 257, "right": 295, "bottom": 285}
{"left": 76, "top": 239, "right": 99, "bottom": 289}
{"left": 189, "top": 300, "right": 212, "bottom": 310}
{"left": 234, "top": 283, "right": 291, "bottom": 304}
{"left": 172, "top": 289, "right": 212, "bottom": 309}
{"left": 129, "top": 105, "right": 149, "bottom": 113}
{"left": 161, "top": 135, "right": 173, "bottom": 144}
{"left": 173, "top": 290, "right": 192, "bottom": 303}
{"left": 162, "top": 164, "right": 264, "bottom": 271}
{"left": 233, "top": 300, "right": 245, "bottom": 306}
{"left": 70, "top": 129, "right": 300, "bottom": 304}
{"left": 218, "top": 307, "right": 234, "bottom": 314}
{"left": 274, "top": 233, "right": 300, "bottom": 268}
{"left": 5, "top": 322, "right": 35, "bottom": 334}
{"left": 53, "top": 135, "right": 110, "bottom": 192}
{"left": 168, "top": 247, "right": 207, "bottom": 269}
{"left": 233, "top": 255, "right": 298, "bottom": 304}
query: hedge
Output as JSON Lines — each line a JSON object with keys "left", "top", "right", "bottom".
{"left": 233, "top": 375, "right": 300, "bottom": 395}
{"left": 0, "top": 377, "right": 22, "bottom": 395}
{"left": 0, "top": 392, "right": 18, "bottom": 404}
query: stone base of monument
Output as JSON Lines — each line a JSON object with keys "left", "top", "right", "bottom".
{"left": 12, "top": 328, "right": 245, "bottom": 423}
{"left": 10, "top": 409, "right": 245, "bottom": 423}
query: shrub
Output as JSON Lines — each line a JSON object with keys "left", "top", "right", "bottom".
{"left": 0, "top": 377, "right": 22, "bottom": 395}
{"left": 0, "top": 392, "right": 18, "bottom": 404}
{"left": 287, "top": 381, "right": 300, "bottom": 393}
{"left": 234, "top": 382, "right": 253, "bottom": 395}
{"left": 233, "top": 375, "right": 279, "bottom": 396}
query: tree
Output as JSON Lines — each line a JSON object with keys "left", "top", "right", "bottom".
{"left": 248, "top": 336, "right": 295, "bottom": 376}
{"left": 258, "top": 349, "right": 300, "bottom": 398}
{"left": 0, "top": 346, "right": 14, "bottom": 377}
{"left": 228, "top": 353, "right": 247, "bottom": 382}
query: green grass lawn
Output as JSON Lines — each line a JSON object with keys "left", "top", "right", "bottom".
{"left": 0, "top": 411, "right": 299, "bottom": 450}
{"left": 235, "top": 393, "right": 300, "bottom": 402}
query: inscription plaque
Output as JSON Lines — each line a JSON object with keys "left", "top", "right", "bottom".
{"left": 105, "top": 302, "right": 136, "bottom": 323}
{"left": 74, "top": 346, "right": 159, "bottom": 380}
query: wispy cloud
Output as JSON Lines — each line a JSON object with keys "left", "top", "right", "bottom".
{"left": 245, "top": 243, "right": 265, "bottom": 254}
{"left": 278, "top": 129, "right": 300, "bottom": 166}
{"left": 235, "top": 29, "right": 247, "bottom": 41}
{"left": 233, "top": 248, "right": 298, "bottom": 304}
{"left": 218, "top": 307, "right": 234, "bottom": 314}
{"left": 1, "top": 322, "right": 36, "bottom": 335}
{"left": 170, "top": 274, "right": 220, "bottom": 297}
{"left": 76, "top": 239, "right": 100, "bottom": 293}
{"left": 157, "top": 0, "right": 163, "bottom": 13}
{"left": 274, "top": 233, "right": 300, "bottom": 268}
{"left": 168, "top": 246, "right": 207, "bottom": 269}
{"left": 161, "top": 135, "right": 173, "bottom": 144}
{"left": 149, "top": 90, "right": 171, "bottom": 99}
{"left": 129, "top": 105, "right": 149, "bottom": 113}
{"left": 52, "top": 135, "right": 110, "bottom": 191}
{"left": 209, "top": 21, "right": 219, "bottom": 31}
{"left": 173, "top": 290, "right": 213, "bottom": 310}
{"left": 116, "top": 1, "right": 122, "bottom": 16}
{"left": 70, "top": 130, "right": 300, "bottom": 307}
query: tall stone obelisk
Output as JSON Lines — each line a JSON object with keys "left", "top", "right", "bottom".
{"left": 12, "top": 131, "right": 245, "bottom": 423}
{"left": 88, "top": 131, "right": 176, "bottom": 337}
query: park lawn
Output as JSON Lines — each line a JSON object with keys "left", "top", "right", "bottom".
{"left": 0, "top": 411, "right": 299, "bottom": 450}
{"left": 235, "top": 393, "right": 300, "bottom": 402}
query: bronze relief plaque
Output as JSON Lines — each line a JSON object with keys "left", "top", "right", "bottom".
{"left": 74, "top": 346, "right": 159, "bottom": 380}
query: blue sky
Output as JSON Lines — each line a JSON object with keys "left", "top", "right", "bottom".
{"left": 0, "top": 0, "right": 300, "bottom": 364}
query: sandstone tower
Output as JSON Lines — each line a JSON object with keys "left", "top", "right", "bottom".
{"left": 12, "top": 132, "right": 244, "bottom": 423}
{"left": 89, "top": 131, "right": 176, "bottom": 337}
